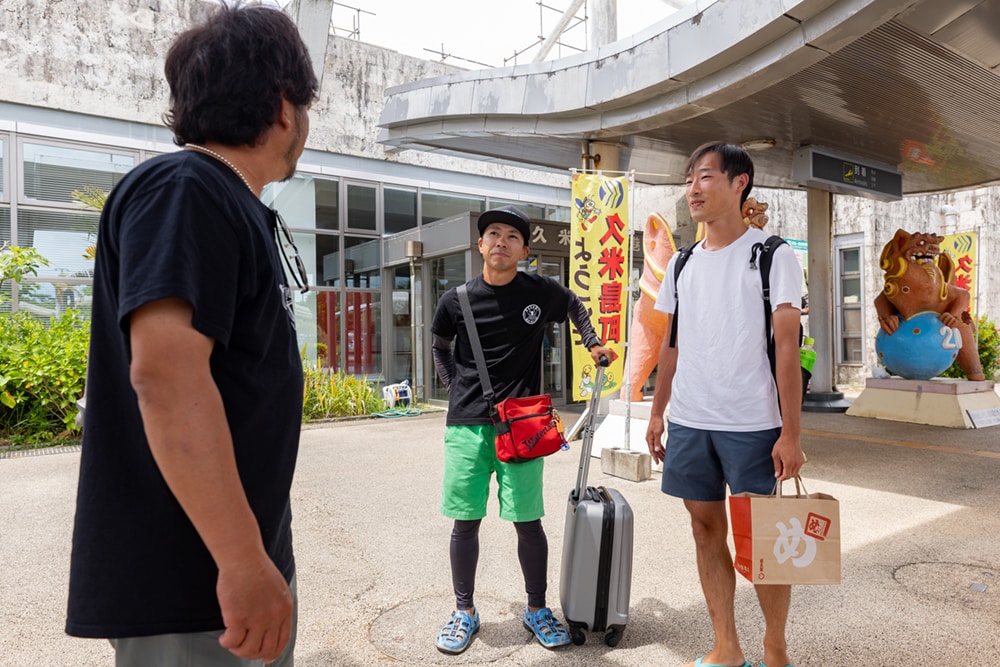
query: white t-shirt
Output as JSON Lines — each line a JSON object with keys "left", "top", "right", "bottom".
{"left": 653, "top": 227, "right": 803, "bottom": 431}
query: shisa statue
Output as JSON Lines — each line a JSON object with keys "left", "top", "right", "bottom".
{"left": 621, "top": 198, "right": 770, "bottom": 401}
{"left": 874, "top": 229, "right": 984, "bottom": 380}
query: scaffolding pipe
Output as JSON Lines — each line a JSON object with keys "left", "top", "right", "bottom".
{"left": 533, "top": 0, "right": 587, "bottom": 62}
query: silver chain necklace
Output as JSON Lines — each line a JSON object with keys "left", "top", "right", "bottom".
{"left": 185, "top": 143, "right": 255, "bottom": 194}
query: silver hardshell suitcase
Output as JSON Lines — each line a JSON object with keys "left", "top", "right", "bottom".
{"left": 559, "top": 363, "right": 634, "bottom": 646}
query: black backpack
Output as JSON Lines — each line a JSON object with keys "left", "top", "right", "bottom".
{"left": 667, "top": 234, "right": 792, "bottom": 385}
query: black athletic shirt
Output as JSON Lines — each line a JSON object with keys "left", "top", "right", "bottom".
{"left": 66, "top": 150, "right": 303, "bottom": 638}
{"left": 432, "top": 272, "right": 599, "bottom": 425}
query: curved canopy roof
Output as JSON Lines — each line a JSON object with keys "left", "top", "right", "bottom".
{"left": 379, "top": 0, "right": 1000, "bottom": 194}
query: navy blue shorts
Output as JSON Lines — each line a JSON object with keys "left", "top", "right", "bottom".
{"left": 661, "top": 422, "right": 780, "bottom": 501}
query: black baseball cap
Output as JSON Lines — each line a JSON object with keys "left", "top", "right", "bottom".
{"left": 477, "top": 205, "right": 531, "bottom": 245}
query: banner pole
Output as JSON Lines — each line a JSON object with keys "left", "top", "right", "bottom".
{"left": 623, "top": 169, "right": 636, "bottom": 450}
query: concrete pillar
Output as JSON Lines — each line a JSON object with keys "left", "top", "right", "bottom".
{"left": 590, "top": 0, "right": 618, "bottom": 49}
{"left": 803, "top": 188, "right": 850, "bottom": 412}
{"left": 590, "top": 141, "right": 620, "bottom": 171}
{"left": 285, "top": 0, "right": 335, "bottom": 88}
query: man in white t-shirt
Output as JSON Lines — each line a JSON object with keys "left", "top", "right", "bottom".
{"left": 645, "top": 141, "right": 805, "bottom": 667}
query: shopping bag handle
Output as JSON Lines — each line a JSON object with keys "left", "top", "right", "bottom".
{"left": 772, "top": 475, "right": 809, "bottom": 497}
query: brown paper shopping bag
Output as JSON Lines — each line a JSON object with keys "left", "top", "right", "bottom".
{"left": 729, "top": 477, "right": 841, "bottom": 585}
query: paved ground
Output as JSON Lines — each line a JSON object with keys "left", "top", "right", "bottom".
{"left": 2, "top": 405, "right": 1000, "bottom": 666}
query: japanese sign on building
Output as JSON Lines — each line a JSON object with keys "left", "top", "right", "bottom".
{"left": 569, "top": 173, "right": 629, "bottom": 401}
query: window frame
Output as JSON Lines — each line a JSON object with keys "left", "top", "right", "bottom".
{"left": 16, "top": 136, "right": 138, "bottom": 209}
{"left": 834, "top": 233, "right": 865, "bottom": 366}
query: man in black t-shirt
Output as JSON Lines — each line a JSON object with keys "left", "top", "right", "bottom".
{"left": 430, "top": 206, "right": 612, "bottom": 654}
{"left": 66, "top": 6, "right": 317, "bottom": 666}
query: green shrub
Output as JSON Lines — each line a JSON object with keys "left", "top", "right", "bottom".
{"left": 0, "top": 310, "right": 89, "bottom": 445}
{"left": 302, "top": 359, "right": 384, "bottom": 420}
{"left": 940, "top": 314, "right": 1000, "bottom": 380}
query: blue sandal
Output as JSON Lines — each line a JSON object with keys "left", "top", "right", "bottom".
{"left": 435, "top": 608, "right": 480, "bottom": 654}
{"left": 522, "top": 607, "right": 571, "bottom": 648}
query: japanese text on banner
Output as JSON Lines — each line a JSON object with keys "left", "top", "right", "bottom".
{"left": 942, "top": 232, "right": 977, "bottom": 315}
{"left": 570, "top": 173, "right": 629, "bottom": 401}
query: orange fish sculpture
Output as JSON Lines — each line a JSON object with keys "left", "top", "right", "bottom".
{"left": 622, "top": 212, "right": 676, "bottom": 401}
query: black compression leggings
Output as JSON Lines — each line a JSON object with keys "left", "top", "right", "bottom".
{"left": 450, "top": 518, "right": 548, "bottom": 610}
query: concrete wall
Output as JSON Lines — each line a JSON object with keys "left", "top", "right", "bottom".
{"left": 0, "top": 0, "right": 202, "bottom": 126}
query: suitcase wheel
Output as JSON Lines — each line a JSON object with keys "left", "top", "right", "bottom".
{"left": 604, "top": 625, "right": 624, "bottom": 647}
{"left": 567, "top": 621, "right": 587, "bottom": 646}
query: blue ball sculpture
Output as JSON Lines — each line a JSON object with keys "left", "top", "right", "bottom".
{"left": 875, "top": 311, "right": 961, "bottom": 380}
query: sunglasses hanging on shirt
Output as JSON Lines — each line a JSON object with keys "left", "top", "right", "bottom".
{"left": 272, "top": 209, "right": 309, "bottom": 294}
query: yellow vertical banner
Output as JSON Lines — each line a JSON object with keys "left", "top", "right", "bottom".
{"left": 569, "top": 173, "right": 629, "bottom": 401}
{"left": 942, "top": 231, "right": 977, "bottom": 314}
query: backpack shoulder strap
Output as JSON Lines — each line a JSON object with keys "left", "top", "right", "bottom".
{"left": 667, "top": 243, "right": 697, "bottom": 348}
{"left": 750, "top": 234, "right": 788, "bottom": 375}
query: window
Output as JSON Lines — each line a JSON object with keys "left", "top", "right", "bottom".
{"left": 384, "top": 186, "right": 417, "bottom": 235}
{"left": 0, "top": 206, "right": 10, "bottom": 311}
{"left": 315, "top": 233, "right": 341, "bottom": 286}
{"left": 342, "top": 291, "right": 381, "bottom": 377}
{"left": 421, "top": 191, "right": 483, "bottom": 225}
{"left": 346, "top": 182, "right": 377, "bottom": 231}
{"left": 547, "top": 205, "right": 571, "bottom": 223}
{"left": 489, "top": 199, "right": 545, "bottom": 220}
{"left": 343, "top": 236, "right": 381, "bottom": 288}
{"left": 17, "top": 209, "right": 98, "bottom": 279}
{"left": 0, "top": 136, "right": 6, "bottom": 201}
{"left": 21, "top": 141, "right": 133, "bottom": 205}
{"left": 834, "top": 234, "right": 864, "bottom": 364}
{"left": 315, "top": 178, "right": 339, "bottom": 231}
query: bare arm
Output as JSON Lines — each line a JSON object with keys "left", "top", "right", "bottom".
{"left": 644, "top": 313, "right": 677, "bottom": 464}
{"left": 770, "top": 303, "right": 806, "bottom": 481}
{"left": 130, "top": 298, "right": 292, "bottom": 662}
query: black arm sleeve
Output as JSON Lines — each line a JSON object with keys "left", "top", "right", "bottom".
{"left": 432, "top": 334, "right": 456, "bottom": 390}
{"left": 567, "top": 293, "right": 601, "bottom": 350}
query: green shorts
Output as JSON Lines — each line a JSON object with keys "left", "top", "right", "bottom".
{"left": 441, "top": 424, "right": 545, "bottom": 522}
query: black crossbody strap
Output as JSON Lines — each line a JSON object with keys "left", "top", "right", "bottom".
{"left": 456, "top": 284, "right": 495, "bottom": 405}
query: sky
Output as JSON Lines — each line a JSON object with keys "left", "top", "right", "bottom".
{"left": 320, "top": 0, "right": 695, "bottom": 68}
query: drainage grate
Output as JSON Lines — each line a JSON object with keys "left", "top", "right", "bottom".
{"left": 894, "top": 562, "right": 999, "bottom": 614}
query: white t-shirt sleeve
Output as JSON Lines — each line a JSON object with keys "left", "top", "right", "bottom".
{"left": 769, "top": 243, "right": 805, "bottom": 312}
{"left": 653, "top": 252, "right": 680, "bottom": 315}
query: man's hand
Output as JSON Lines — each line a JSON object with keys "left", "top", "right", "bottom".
{"left": 217, "top": 555, "right": 293, "bottom": 662}
{"left": 771, "top": 431, "right": 806, "bottom": 481}
{"left": 589, "top": 344, "right": 615, "bottom": 366}
{"left": 646, "top": 415, "right": 666, "bottom": 465}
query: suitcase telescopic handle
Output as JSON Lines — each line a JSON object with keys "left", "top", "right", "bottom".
{"left": 573, "top": 359, "right": 607, "bottom": 502}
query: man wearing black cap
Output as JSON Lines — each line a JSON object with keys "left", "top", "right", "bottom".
{"left": 430, "top": 205, "right": 613, "bottom": 654}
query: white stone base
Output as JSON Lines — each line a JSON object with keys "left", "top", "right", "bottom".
{"left": 591, "top": 398, "right": 664, "bottom": 473}
{"left": 846, "top": 377, "right": 1000, "bottom": 429}
{"left": 600, "top": 447, "right": 652, "bottom": 482}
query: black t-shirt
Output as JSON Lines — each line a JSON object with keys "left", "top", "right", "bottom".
{"left": 431, "top": 273, "right": 575, "bottom": 425}
{"left": 66, "top": 150, "right": 303, "bottom": 638}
